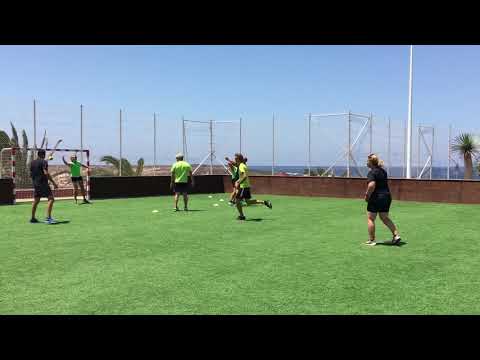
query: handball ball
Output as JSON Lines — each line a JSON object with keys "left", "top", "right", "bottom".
{"left": 48, "top": 156, "right": 54, "bottom": 160}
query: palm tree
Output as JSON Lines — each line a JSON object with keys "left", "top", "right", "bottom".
{"left": 451, "top": 133, "right": 480, "bottom": 180}
{"left": 100, "top": 155, "right": 145, "bottom": 176}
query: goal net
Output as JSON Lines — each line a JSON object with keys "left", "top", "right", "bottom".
{"left": 0, "top": 147, "right": 90, "bottom": 203}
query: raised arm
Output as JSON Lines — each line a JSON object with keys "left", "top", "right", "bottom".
{"left": 225, "top": 157, "right": 235, "bottom": 169}
{"left": 62, "top": 156, "right": 71, "bottom": 166}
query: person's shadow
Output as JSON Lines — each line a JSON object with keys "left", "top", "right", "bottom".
{"left": 376, "top": 240, "right": 407, "bottom": 247}
{"left": 49, "top": 220, "right": 71, "bottom": 225}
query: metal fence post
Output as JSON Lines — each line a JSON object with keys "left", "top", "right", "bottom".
{"left": 387, "top": 117, "right": 391, "bottom": 174}
{"left": 153, "top": 113, "right": 157, "bottom": 175}
{"left": 80, "top": 104, "right": 84, "bottom": 163}
{"left": 119, "top": 109, "right": 122, "bottom": 177}
{"left": 431, "top": 127, "right": 435, "bottom": 180}
{"left": 347, "top": 111, "right": 351, "bottom": 178}
{"left": 308, "top": 113, "right": 311, "bottom": 176}
{"left": 209, "top": 120, "right": 213, "bottom": 175}
{"left": 272, "top": 113, "right": 275, "bottom": 176}
{"left": 239, "top": 117, "right": 242, "bottom": 154}
{"left": 369, "top": 113, "right": 373, "bottom": 155}
{"left": 447, "top": 125, "right": 451, "bottom": 180}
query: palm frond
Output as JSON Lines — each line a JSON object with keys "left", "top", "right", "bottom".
{"left": 136, "top": 158, "right": 144, "bottom": 176}
{"left": 10, "top": 122, "right": 19, "bottom": 147}
{"left": 451, "top": 133, "right": 480, "bottom": 157}
{"left": 39, "top": 130, "right": 47, "bottom": 149}
{"left": 22, "top": 130, "right": 29, "bottom": 152}
{"left": 100, "top": 155, "right": 120, "bottom": 170}
{"left": 120, "top": 158, "right": 134, "bottom": 176}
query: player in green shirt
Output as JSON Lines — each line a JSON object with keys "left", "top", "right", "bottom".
{"left": 62, "top": 154, "right": 90, "bottom": 204}
{"left": 170, "top": 153, "right": 195, "bottom": 211}
{"left": 233, "top": 153, "right": 272, "bottom": 220}
{"left": 225, "top": 156, "right": 240, "bottom": 205}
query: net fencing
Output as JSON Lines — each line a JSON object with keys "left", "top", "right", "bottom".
{"left": 1, "top": 97, "right": 480, "bottom": 184}
{"left": 183, "top": 119, "right": 241, "bottom": 175}
{"left": 309, "top": 113, "right": 373, "bottom": 177}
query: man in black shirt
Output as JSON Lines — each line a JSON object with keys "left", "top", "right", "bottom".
{"left": 364, "top": 154, "right": 401, "bottom": 246}
{"left": 30, "top": 149, "right": 58, "bottom": 224}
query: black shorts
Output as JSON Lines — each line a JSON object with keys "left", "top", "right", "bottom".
{"left": 173, "top": 182, "right": 189, "bottom": 194}
{"left": 367, "top": 193, "right": 392, "bottom": 213}
{"left": 71, "top": 176, "right": 83, "bottom": 183}
{"left": 34, "top": 183, "right": 53, "bottom": 199}
{"left": 236, "top": 187, "right": 252, "bottom": 200}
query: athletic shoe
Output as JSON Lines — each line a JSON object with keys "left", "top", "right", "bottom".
{"left": 237, "top": 215, "right": 246, "bottom": 221}
{"left": 82, "top": 199, "right": 91, "bottom": 204}
{"left": 364, "top": 240, "right": 376, "bottom": 246}
{"left": 264, "top": 200, "right": 272, "bottom": 209}
{"left": 174, "top": 208, "right": 180, "bottom": 212}
{"left": 392, "top": 235, "right": 402, "bottom": 245}
{"left": 45, "top": 217, "right": 57, "bottom": 225}
{"left": 30, "top": 218, "right": 39, "bottom": 224}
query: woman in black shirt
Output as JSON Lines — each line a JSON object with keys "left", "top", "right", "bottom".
{"left": 364, "top": 154, "right": 401, "bottom": 246}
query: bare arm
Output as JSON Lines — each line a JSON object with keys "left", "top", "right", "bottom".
{"left": 190, "top": 170, "right": 195, "bottom": 187}
{"left": 365, "top": 181, "right": 376, "bottom": 202}
{"left": 225, "top": 157, "right": 234, "bottom": 169}
{"left": 170, "top": 171, "right": 175, "bottom": 190}
{"left": 81, "top": 163, "right": 89, "bottom": 169}
{"left": 62, "top": 156, "right": 72, "bottom": 166}
{"left": 43, "top": 166, "right": 58, "bottom": 189}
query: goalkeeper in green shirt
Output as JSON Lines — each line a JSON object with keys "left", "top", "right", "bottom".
{"left": 62, "top": 154, "right": 90, "bottom": 204}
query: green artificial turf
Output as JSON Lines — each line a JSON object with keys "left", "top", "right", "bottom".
{"left": 1, "top": 194, "right": 479, "bottom": 314}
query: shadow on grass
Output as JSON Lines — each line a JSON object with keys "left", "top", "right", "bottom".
{"left": 184, "top": 210, "right": 206, "bottom": 212}
{"left": 48, "top": 220, "right": 71, "bottom": 225}
{"left": 245, "top": 218, "right": 270, "bottom": 222}
{"left": 376, "top": 240, "right": 407, "bottom": 247}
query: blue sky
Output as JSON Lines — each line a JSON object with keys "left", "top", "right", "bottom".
{"left": 1, "top": 45, "right": 479, "bottom": 166}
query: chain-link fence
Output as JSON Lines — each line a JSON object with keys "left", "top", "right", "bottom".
{"left": 1, "top": 99, "right": 480, "bottom": 191}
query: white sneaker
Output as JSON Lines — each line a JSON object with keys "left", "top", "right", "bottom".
{"left": 364, "top": 240, "right": 376, "bottom": 246}
{"left": 45, "top": 217, "right": 57, "bottom": 225}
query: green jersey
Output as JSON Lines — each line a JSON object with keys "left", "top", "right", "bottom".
{"left": 70, "top": 160, "right": 82, "bottom": 177}
{"left": 231, "top": 165, "right": 239, "bottom": 181}
{"left": 171, "top": 160, "right": 192, "bottom": 183}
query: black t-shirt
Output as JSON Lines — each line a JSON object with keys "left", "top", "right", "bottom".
{"left": 30, "top": 159, "right": 48, "bottom": 186}
{"left": 367, "top": 167, "right": 390, "bottom": 195}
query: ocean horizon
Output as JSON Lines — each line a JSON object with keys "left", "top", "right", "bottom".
{"left": 248, "top": 165, "right": 480, "bottom": 180}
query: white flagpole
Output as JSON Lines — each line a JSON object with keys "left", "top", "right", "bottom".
{"left": 406, "top": 45, "right": 414, "bottom": 179}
